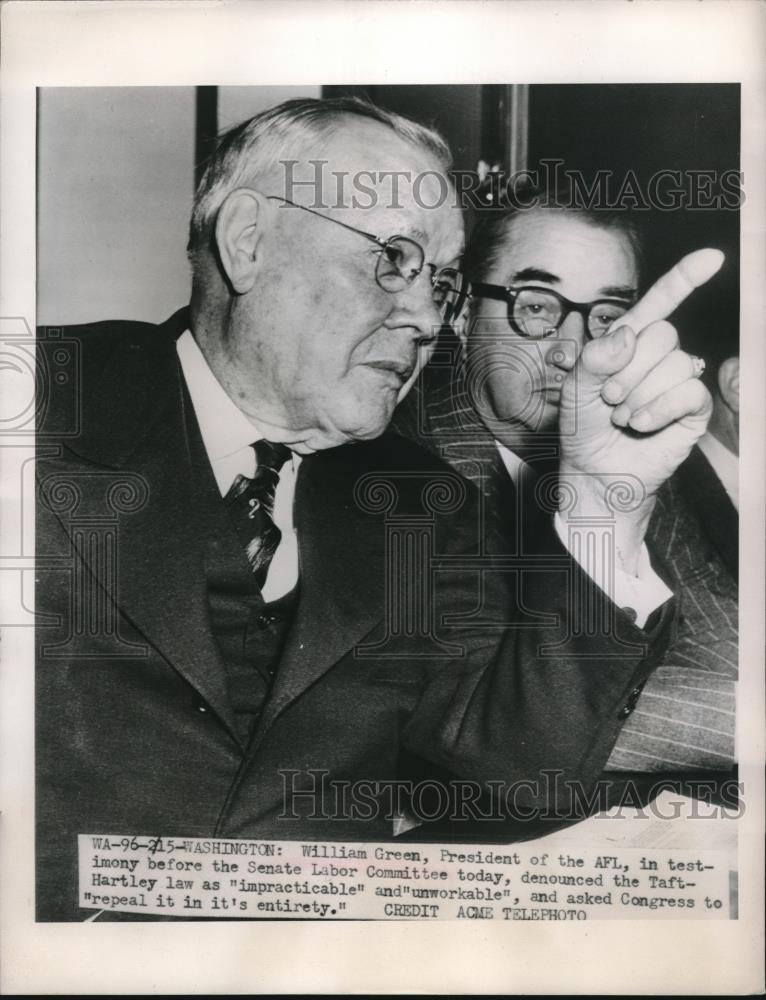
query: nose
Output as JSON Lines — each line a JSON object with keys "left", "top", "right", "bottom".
{"left": 387, "top": 270, "right": 443, "bottom": 343}
{"left": 545, "top": 312, "right": 587, "bottom": 372}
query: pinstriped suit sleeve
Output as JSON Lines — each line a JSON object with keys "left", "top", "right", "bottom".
{"left": 606, "top": 476, "right": 737, "bottom": 771}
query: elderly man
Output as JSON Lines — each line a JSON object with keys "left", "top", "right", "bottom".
{"left": 395, "top": 191, "right": 736, "bottom": 773}
{"left": 37, "top": 99, "right": 716, "bottom": 920}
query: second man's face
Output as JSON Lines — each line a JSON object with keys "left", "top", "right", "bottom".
{"left": 466, "top": 209, "right": 639, "bottom": 440}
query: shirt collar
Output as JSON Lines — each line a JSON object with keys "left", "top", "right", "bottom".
{"left": 494, "top": 440, "right": 525, "bottom": 488}
{"left": 176, "top": 328, "right": 261, "bottom": 461}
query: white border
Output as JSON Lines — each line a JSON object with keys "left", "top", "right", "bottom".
{"left": 1, "top": 1, "right": 764, "bottom": 994}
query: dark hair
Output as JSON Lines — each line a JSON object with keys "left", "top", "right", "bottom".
{"left": 463, "top": 177, "right": 647, "bottom": 287}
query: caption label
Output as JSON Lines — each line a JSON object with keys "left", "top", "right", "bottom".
{"left": 79, "top": 834, "right": 731, "bottom": 920}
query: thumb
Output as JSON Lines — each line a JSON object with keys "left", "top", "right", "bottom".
{"left": 577, "top": 325, "right": 637, "bottom": 389}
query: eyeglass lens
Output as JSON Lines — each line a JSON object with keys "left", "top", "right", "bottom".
{"left": 374, "top": 238, "right": 465, "bottom": 322}
{"left": 512, "top": 288, "right": 629, "bottom": 338}
{"left": 374, "top": 237, "right": 425, "bottom": 288}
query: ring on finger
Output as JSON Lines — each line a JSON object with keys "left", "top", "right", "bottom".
{"left": 690, "top": 355, "right": 706, "bottom": 379}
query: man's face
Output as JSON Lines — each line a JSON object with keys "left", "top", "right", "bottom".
{"left": 223, "top": 121, "right": 464, "bottom": 452}
{"left": 465, "top": 209, "right": 638, "bottom": 440}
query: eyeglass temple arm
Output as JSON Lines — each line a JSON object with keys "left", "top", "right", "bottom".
{"left": 266, "top": 195, "right": 384, "bottom": 246}
{"left": 468, "top": 281, "right": 514, "bottom": 303}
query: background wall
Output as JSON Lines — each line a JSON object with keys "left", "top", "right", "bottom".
{"left": 526, "top": 84, "right": 740, "bottom": 363}
{"left": 37, "top": 86, "right": 320, "bottom": 325}
{"left": 38, "top": 87, "right": 195, "bottom": 325}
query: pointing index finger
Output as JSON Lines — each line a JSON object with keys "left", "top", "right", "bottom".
{"left": 612, "top": 248, "right": 725, "bottom": 335}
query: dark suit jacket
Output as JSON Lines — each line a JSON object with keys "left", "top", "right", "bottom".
{"left": 393, "top": 339, "right": 738, "bottom": 774}
{"left": 36, "top": 313, "right": 672, "bottom": 920}
{"left": 653, "top": 444, "right": 738, "bottom": 581}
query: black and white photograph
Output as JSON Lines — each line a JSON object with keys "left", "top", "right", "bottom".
{"left": 1, "top": 1, "right": 763, "bottom": 994}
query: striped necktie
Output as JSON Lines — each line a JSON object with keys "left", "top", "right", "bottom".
{"left": 224, "top": 439, "right": 291, "bottom": 588}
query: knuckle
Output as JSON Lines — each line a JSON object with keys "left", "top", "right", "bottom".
{"left": 668, "top": 348, "right": 692, "bottom": 372}
{"left": 647, "top": 319, "right": 678, "bottom": 348}
{"left": 579, "top": 338, "right": 600, "bottom": 366}
{"left": 692, "top": 379, "right": 711, "bottom": 405}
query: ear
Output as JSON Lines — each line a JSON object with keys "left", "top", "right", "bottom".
{"left": 717, "top": 355, "right": 739, "bottom": 414}
{"left": 215, "top": 188, "right": 269, "bottom": 294}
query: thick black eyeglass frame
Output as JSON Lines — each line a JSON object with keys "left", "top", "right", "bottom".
{"left": 267, "top": 195, "right": 468, "bottom": 320}
{"left": 469, "top": 281, "right": 634, "bottom": 340}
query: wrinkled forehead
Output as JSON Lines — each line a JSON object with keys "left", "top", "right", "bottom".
{"left": 270, "top": 119, "right": 464, "bottom": 258}
{"left": 489, "top": 208, "right": 639, "bottom": 286}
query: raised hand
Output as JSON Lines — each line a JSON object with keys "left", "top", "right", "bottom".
{"left": 559, "top": 249, "right": 723, "bottom": 498}
{"left": 558, "top": 249, "right": 724, "bottom": 572}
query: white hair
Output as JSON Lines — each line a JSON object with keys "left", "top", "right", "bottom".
{"left": 187, "top": 96, "right": 452, "bottom": 268}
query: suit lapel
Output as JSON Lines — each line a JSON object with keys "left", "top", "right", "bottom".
{"left": 41, "top": 313, "right": 239, "bottom": 739}
{"left": 421, "top": 358, "right": 565, "bottom": 553}
{"left": 416, "top": 359, "right": 515, "bottom": 548}
{"left": 252, "top": 443, "right": 386, "bottom": 739}
{"left": 676, "top": 445, "right": 739, "bottom": 579}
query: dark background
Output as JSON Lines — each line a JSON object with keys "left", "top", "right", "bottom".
{"left": 527, "top": 84, "right": 740, "bottom": 367}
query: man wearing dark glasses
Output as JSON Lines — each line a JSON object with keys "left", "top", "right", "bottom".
{"left": 395, "top": 193, "right": 735, "bottom": 776}
{"left": 463, "top": 205, "right": 640, "bottom": 443}
{"left": 37, "top": 99, "right": 716, "bottom": 920}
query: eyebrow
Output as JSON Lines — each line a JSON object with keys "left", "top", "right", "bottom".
{"left": 511, "top": 267, "right": 559, "bottom": 285}
{"left": 510, "top": 267, "right": 636, "bottom": 300}
{"left": 599, "top": 284, "right": 637, "bottom": 299}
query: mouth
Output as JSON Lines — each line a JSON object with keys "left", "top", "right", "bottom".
{"left": 365, "top": 359, "right": 417, "bottom": 384}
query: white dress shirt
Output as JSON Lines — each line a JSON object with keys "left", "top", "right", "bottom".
{"left": 176, "top": 330, "right": 300, "bottom": 602}
{"left": 495, "top": 440, "right": 672, "bottom": 629}
{"left": 697, "top": 431, "right": 739, "bottom": 511}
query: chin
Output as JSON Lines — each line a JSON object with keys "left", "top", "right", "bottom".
{"left": 334, "top": 407, "right": 394, "bottom": 446}
{"left": 352, "top": 417, "right": 392, "bottom": 442}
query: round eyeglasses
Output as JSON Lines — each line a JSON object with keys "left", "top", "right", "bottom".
{"left": 267, "top": 195, "right": 468, "bottom": 323}
{"left": 469, "top": 282, "right": 634, "bottom": 340}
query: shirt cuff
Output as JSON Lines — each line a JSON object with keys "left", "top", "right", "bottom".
{"left": 554, "top": 512, "right": 673, "bottom": 629}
